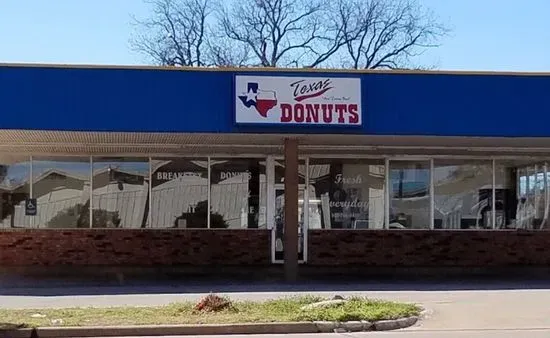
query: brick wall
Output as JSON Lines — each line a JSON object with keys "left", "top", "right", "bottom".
{"left": 0, "top": 229, "right": 271, "bottom": 266}
{"left": 5, "top": 228, "right": 550, "bottom": 269}
{"left": 308, "top": 229, "right": 550, "bottom": 267}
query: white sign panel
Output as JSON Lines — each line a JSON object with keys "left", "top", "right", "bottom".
{"left": 234, "top": 75, "right": 362, "bottom": 126}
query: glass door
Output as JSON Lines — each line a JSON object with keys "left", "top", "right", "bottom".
{"left": 273, "top": 184, "right": 306, "bottom": 263}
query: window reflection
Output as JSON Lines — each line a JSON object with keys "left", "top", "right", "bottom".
{"left": 13, "top": 155, "right": 550, "bottom": 232}
{"left": 497, "top": 160, "right": 549, "bottom": 229}
{"left": 92, "top": 158, "right": 150, "bottom": 228}
{"left": 536, "top": 167, "right": 548, "bottom": 229}
{"left": 433, "top": 160, "right": 493, "bottom": 229}
{"left": 151, "top": 158, "right": 208, "bottom": 228}
{"left": 209, "top": 159, "right": 267, "bottom": 228}
{"left": 33, "top": 158, "right": 91, "bottom": 228}
{"left": 308, "top": 158, "right": 385, "bottom": 229}
{"left": 275, "top": 159, "right": 306, "bottom": 185}
{"left": 0, "top": 156, "right": 30, "bottom": 228}
{"left": 389, "top": 161, "right": 430, "bottom": 229}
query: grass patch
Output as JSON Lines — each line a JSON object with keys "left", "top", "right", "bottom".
{"left": 295, "top": 297, "right": 419, "bottom": 322}
{"left": 0, "top": 296, "right": 420, "bottom": 328}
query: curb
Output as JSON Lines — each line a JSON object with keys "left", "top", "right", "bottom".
{"left": 0, "top": 317, "right": 420, "bottom": 337}
{"left": 315, "top": 316, "right": 419, "bottom": 333}
{"left": 5, "top": 323, "right": 313, "bottom": 338}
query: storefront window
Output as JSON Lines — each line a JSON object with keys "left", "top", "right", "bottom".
{"left": 308, "top": 158, "right": 385, "bottom": 229}
{"left": 389, "top": 160, "right": 430, "bottom": 229}
{"left": 497, "top": 160, "right": 549, "bottom": 230}
{"left": 433, "top": 160, "right": 493, "bottom": 229}
{"left": 33, "top": 157, "right": 91, "bottom": 228}
{"left": 536, "top": 166, "right": 548, "bottom": 229}
{"left": 151, "top": 158, "right": 208, "bottom": 228}
{"left": 0, "top": 156, "right": 30, "bottom": 228}
{"left": 275, "top": 159, "right": 306, "bottom": 185}
{"left": 209, "top": 158, "right": 267, "bottom": 228}
{"left": 92, "top": 158, "right": 150, "bottom": 228}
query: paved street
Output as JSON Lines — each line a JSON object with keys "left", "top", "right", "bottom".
{"left": 3, "top": 280, "right": 550, "bottom": 335}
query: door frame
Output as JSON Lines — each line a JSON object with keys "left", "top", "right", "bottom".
{"left": 271, "top": 183, "right": 308, "bottom": 264}
{"left": 268, "top": 156, "right": 310, "bottom": 264}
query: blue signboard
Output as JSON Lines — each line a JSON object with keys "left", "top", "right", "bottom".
{"left": 0, "top": 65, "right": 548, "bottom": 137}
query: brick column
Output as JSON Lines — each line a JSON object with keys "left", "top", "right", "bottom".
{"left": 284, "top": 138, "right": 299, "bottom": 281}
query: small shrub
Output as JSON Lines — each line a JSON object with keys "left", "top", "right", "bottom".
{"left": 194, "top": 294, "right": 232, "bottom": 312}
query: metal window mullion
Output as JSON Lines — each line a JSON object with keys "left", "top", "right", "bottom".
{"left": 89, "top": 156, "right": 93, "bottom": 229}
{"left": 266, "top": 156, "right": 275, "bottom": 230}
{"left": 430, "top": 159, "right": 434, "bottom": 230}
{"left": 535, "top": 164, "right": 540, "bottom": 221}
{"left": 207, "top": 157, "right": 211, "bottom": 229}
{"left": 491, "top": 159, "right": 497, "bottom": 229}
{"left": 544, "top": 163, "right": 549, "bottom": 230}
{"left": 148, "top": 157, "right": 152, "bottom": 229}
{"left": 29, "top": 156, "right": 33, "bottom": 198}
{"left": 304, "top": 157, "right": 309, "bottom": 263}
{"left": 516, "top": 167, "right": 520, "bottom": 199}
{"left": 266, "top": 156, "right": 276, "bottom": 263}
{"left": 385, "top": 158, "right": 390, "bottom": 229}
{"left": 29, "top": 156, "right": 33, "bottom": 228}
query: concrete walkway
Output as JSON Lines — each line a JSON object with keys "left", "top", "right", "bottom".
{"left": 105, "top": 331, "right": 550, "bottom": 338}
{"left": 2, "top": 280, "right": 550, "bottom": 331}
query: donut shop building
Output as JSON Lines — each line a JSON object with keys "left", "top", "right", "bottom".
{"left": 0, "top": 63, "right": 550, "bottom": 278}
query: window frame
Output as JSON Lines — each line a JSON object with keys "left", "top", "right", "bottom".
{"left": 3, "top": 154, "right": 550, "bottom": 230}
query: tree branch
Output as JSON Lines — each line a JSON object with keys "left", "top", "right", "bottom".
{"left": 337, "top": 0, "right": 448, "bottom": 69}
{"left": 131, "top": 0, "right": 212, "bottom": 66}
{"left": 131, "top": 0, "right": 448, "bottom": 69}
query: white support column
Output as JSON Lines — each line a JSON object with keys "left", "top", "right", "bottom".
{"left": 148, "top": 157, "right": 153, "bottom": 228}
{"left": 491, "top": 159, "right": 497, "bottom": 229}
{"left": 430, "top": 158, "right": 435, "bottom": 230}
{"left": 384, "top": 158, "right": 390, "bottom": 229}
{"left": 534, "top": 164, "right": 540, "bottom": 219}
{"left": 89, "top": 156, "right": 93, "bottom": 229}
{"left": 303, "top": 157, "right": 309, "bottom": 263}
{"left": 545, "top": 163, "right": 549, "bottom": 229}
{"left": 207, "top": 157, "right": 211, "bottom": 229}
{"left": 266, "top": 156, "right": 275, "bottom": 230}
{"left": 266, "top": 156, "right": 276, "bottom": 264}
{"left": 29, "top": 156, "right": 33, "bottom": 228}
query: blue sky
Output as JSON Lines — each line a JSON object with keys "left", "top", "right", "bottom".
{"left": 0, "top": 0, "right": 548, "bottom": 71}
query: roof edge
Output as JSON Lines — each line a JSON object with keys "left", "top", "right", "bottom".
{"left": 0, "top": 62, "right": 549, "bottom": 77}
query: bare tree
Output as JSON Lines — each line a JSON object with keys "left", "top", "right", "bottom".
{"left": 218, "top": 0, "right": 348, "bottom": 68}
{"left": 206, "top": 35, "right": 252, "bottom": 67}
{"left": 337, "top": 0, "right": 447, "bottom": 69}
{"left": 131, "top": 0, "right": 447, "bottom": 69}
{"left": 131, "top": 0, "right": 211, "bottom": 66}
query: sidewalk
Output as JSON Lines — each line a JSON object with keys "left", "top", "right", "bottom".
{"left": 2, "top": 279, "right": 550, "bottom": 331}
